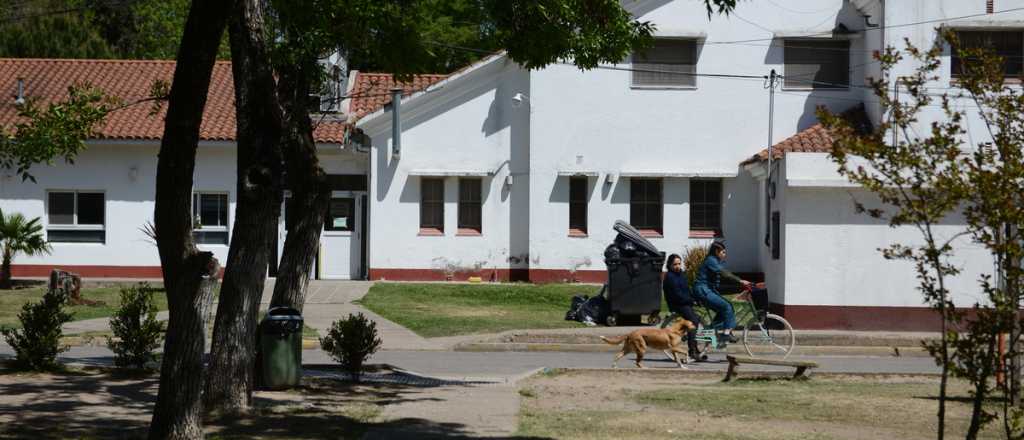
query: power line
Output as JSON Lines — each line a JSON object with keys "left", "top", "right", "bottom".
{"left": 703, "top": 6, "right": 1024, "bottom": 45}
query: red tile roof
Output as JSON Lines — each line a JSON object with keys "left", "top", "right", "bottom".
{"left": 0, "top": 58, "right": 347, "bottom": 143}
{"left": 347, "top": 72, "right": 448, "bottom": 119}
{"left": 741, "top": 104, "right": 871, "bottom": 165}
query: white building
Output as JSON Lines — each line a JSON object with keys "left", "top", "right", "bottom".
{"left": 2, "top": 0, "right": 1020, "bottom": 330}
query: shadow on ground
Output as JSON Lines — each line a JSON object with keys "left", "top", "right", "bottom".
{"left": 0, "top": 364, "right": 550, "bottom": 440}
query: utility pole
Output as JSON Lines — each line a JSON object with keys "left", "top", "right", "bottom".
{"left": 764, "top": 69, "right": 778, "bottom": 248}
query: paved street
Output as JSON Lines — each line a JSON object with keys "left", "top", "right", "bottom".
{"left": 0, "top": 344, "right": 940, "bottom": 379}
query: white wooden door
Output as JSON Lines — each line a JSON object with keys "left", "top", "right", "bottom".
{"left": 321, "top": 191, "right": 362, "bottom": 279}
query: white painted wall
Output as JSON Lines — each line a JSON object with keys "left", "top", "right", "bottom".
{"left": 776, "top": 153, "right": 994, "bottom": 307}
{"left": 364, "top": 60, "right": 530, "bottom": 273}
{"left": 0, "top": 142, "right": 238, "bottom": 267}
{"left": 526, "top": 0, "right": 868, "bottom": 274}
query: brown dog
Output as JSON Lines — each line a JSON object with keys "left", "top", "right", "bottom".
{"left": 600, "top": 318, "right": 696, "bottom": 369}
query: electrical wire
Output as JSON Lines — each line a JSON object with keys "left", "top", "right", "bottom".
{"left": 703, "top": 6, "right": 1024, "bottom": 45}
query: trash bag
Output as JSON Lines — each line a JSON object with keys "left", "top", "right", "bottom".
{"left": 579, "top": 295, "right": 610, "bottom": 325}
{"left": 564, "top": 294, "right": 589, "bottom": 321}
{"left": 603, "top": 244, "right": 621, "bottom": 260}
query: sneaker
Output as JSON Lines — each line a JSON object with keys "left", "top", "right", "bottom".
{"left": 689, "top": 352, "right": 709, "bottom": 362}
{"left": 722, "top": 332, "right": 739, "bottom": 344}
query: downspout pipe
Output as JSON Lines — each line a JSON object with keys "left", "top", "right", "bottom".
{"left": 390, "top": 88, "right": 402, "bottom": 159}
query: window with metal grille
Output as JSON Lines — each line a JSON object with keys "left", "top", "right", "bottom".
{"left": 632, "top": 38, "right": 697, "bottom": 88}
{"left": 783, "top": 39, "right": 850, "bottom": 89}
{"left": 192, "top": 192, "right": 229, "bottom": 245}
{"left": 952, "top": 31, "right": 1023, "bottom": 78}
{"left": 458, "top": 178, "right": 482, "bottom": 234}
{"left": 689, "top": 180, "right": 722, "bottom": 235}
{"left": 630, "top": 178, "right": 663, "bottom": 234}
{"left": 569, "top": 177, "right": 588, "bottom": 235}
{"left": 420, "top": 178, "right": 444, "bottom": 233}
{"left": 47, "top": 191, "right": 106, "bottom": 243}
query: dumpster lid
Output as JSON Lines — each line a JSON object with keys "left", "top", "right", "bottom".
{"left": 612, "top": 220, "right": 661, "bottom": 256}
{"left": 266, "top": 306, "right": 302, "bottom": 321}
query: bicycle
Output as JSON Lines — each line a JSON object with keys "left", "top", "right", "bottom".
{"left": 663, "top": 283, "right": 796, "bottom": 360}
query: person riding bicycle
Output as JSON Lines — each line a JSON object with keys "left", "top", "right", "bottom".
{"left": 662, "top": 253, "right": 707, "bottom": 362}
{"left": 694, "top": 241, "right": 751, "bottom": 344}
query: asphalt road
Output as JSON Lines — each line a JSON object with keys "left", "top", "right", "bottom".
{"left": 0, "top": 345, "right": 940, "bottom": 378}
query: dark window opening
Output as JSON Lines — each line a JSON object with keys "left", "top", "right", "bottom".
{"left": 632, "top": 38, "right": 697, "bottom": 87}
{"left": 458, "top": 178, "right": 482, "bottom": 234}
{"left": 690, "top": 180, "right": 722, "bottom": 235}
{"left": 420, "top": 178, "right": 444, "bottom": 232}
{"left": 630, "top": 178, "right": 663, "bottom": 234}
{"left": 569, "top": 177, "right": 588, "bottom": 235}
{"left": 783, "top": 39, "right": 850, "bottom": 89}
{"left": 46, "top": 191, "right": 105, "bottom": 243}
{"left": 952, "top": 31, "right": 1023, "bottom": 78}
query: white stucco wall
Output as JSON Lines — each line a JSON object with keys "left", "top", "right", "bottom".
{"left": 0, "top": 142, "right": 238, "bottom": 267}
{"left": 778, "top": 153, "right": 994, "bottom": 308}
{"left": 364, "top": 60, "right": 530, "bottom": 273}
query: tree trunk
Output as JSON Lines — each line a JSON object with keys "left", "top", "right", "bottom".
{"left": 0, "top": 252, "right": 12, "bottom": 289}
{"left": 147, "top": 0, "right": 231, "bottom": 438}
{"left": 270, "top": 62, "right": 330, "bottom": 313}
{"left": 204, "top": 0, "right": 284, "bottom": 414}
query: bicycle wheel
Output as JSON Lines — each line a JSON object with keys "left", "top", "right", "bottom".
{"left": 742, "top": 313, "right": 795, "bottom": 359}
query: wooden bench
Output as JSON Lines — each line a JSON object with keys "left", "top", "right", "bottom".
{"left": 724, "top": 355, "right": 819, "bottom": 382}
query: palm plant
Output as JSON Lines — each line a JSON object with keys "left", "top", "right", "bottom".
{"left": 0, "top": 208, "right": 51, "bottom": 289}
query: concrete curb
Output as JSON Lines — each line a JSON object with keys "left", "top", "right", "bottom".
{"left": 452, "top": 342, "right": 930, "bottom": 357}
{"left": 57, "top": 336, "right": 322, "bottom": 349}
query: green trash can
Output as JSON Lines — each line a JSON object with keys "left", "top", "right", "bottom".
{"left": 258, "top": 307, "right": 303, "bottom": 390}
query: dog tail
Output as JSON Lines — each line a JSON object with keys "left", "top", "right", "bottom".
{"left": 600, "top": 335, "right": 626, "bottom": 345}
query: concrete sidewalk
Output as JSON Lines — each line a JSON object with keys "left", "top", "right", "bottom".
{"left": 61, "top": 279, "right": 446, "bottom": 351}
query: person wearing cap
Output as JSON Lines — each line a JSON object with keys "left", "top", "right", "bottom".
{"left": 694, "top": 241, "right": 751, "bottom": 344}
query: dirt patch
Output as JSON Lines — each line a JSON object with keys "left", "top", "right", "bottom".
{"left": 517, "top": 370, "right": 1003, "bottom": 440}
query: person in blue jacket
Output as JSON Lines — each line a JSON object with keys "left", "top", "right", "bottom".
{"left": 662, "top": 254, "right": 706, "bottom": 361}
{"left": 694, "top": 241, "right": 751, "bottom": 344}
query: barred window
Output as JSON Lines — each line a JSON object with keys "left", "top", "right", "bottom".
{"left": 458, "top": 178, "right": 482, "bottom": 234}
{"left": 689, "top": 180, "right": 722, "bottom": 235}
{"left": 420, "top": 178, "right": 444, "bottom": 232}
{"left": 630, "top": 178, "right": 662, "bottom": 234}
{"left": 569, "top": 177, "right": 588, "bottom": 235}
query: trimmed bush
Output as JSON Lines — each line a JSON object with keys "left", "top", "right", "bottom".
{"left": 107, "top": 283, "right": 163, "bottom": 369}
{"left": 1, "top": 285, "right": 72, "bottom": 371}
{"left": 320, "top": 313, "right": 382, "bottom": 382}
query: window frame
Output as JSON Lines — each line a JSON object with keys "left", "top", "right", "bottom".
{"left": 568, "top": 176, "right": 588, "bottom": 236}
{"left": 950, "top": 30, "right": 1024, "bottom": 81}
{"left": 45, "top": 190, "right": 106, "bottom": 244}
{"left": 629, "top": 178, "right": 663, "bottom": 236}
{"left": 689, "top": 179, "right": 723, "bottom": 237}
{"left": 631, "top": 37, "right": 699, "bottom": 89}
{"left": 782, "top": 39, "right": 851, "bottom": 90}
{"left": 457, "top": 177, "right": 483, "bottom": 235}
{"left": 191, "top": 191, "right": 230, "bottom": 245}
{"left": 419, "top": 177, "right": 445, "bottom": 235}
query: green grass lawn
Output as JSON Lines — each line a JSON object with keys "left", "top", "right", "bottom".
{"left": 358, "top": 282, "right": 753, "bottom": 338}
{"left": 358, "top": 282, "right": 598, "bottom": 337}
{"left": 0, "top": 284, "right": 169, "bottom": 331}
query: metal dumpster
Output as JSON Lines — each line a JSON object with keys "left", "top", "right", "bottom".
{"left": 602, "top": 220, "right": 665, "bottom": 326}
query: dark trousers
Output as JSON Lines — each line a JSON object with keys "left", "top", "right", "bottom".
{"left": 665, "top": 305, "right": 701, "bottom": 355}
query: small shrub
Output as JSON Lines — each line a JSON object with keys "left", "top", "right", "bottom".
{"left": 0, "top": 284, "right": 72, "bottom": 371}
{"left": 107, "top": 283, "right": 163, "bottom": 369}
{"left": 682, "top": 243, "right": 710, "bottom": 289}
{"left": 320, "top": 313, "right": 382, "bottom": 382}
